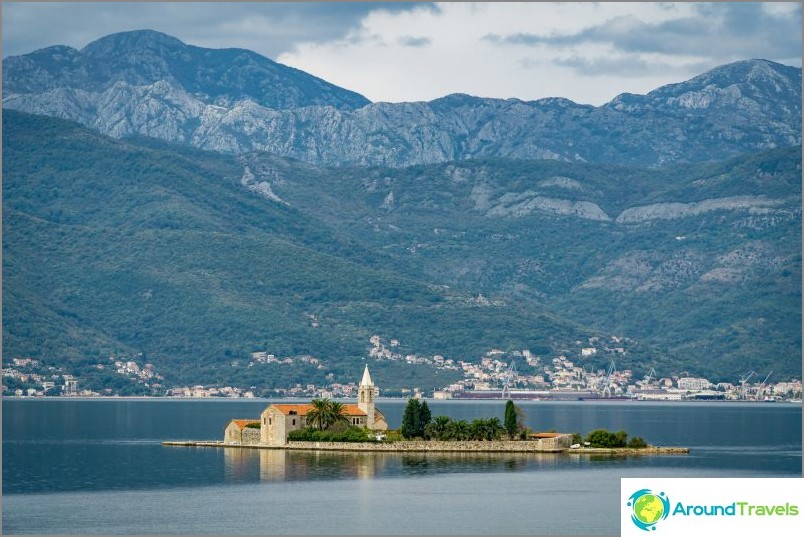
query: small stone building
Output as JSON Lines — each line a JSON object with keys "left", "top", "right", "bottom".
{"left": 223, "top": 419, "right": 261, "bottom": 445}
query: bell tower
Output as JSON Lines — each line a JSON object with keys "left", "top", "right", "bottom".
{"left": 358, "top": 364, "right": 376, "bottom": 429}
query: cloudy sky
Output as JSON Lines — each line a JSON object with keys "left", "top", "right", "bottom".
{"left": 2, "top": 2, "right": 801, "bottom": 105}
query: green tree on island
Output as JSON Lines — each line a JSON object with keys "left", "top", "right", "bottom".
{"left": 448, "top": 419, "right": 471, "bottom": 441}
{"left": 585, "top": 429, "right": 628, "bottom": 448}
{"left": 420, "top": 400, "right": 432, "bottom": 431}
{"left": 400, "top": 398, "right": 420, "bottom": 438}
{"left": 328, "top": 401, "right": 350, "bottom": 429}
{"left": 401, "top": 398, "right": 432, "bottom": 439}
{"left": 306, "top": 398, "right": 348, "bottom": 430}
{"left": 504, "top": 400, "right": 519, "bottom": 439}
{"left": 425, "top": 415, "right": 453, "bottom": 440}
{"left": 469, "top": 418, "right": 505, "bottom": 441}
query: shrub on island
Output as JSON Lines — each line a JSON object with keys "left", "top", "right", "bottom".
{"left": 288, "top": 426, "right": 378, "bottom": 443}
{"left": 628, "top": 436, "right": 648, "bottom": 448}
{"left": 584, "top": 429, "right": 628, "bottom": 448}
{"left": 583, "top": 429, "right": 650, "bottom": 448}
{"left": 245, "top": 422, "right": 261, "bottom": 429}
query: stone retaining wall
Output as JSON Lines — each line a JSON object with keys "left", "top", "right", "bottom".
{"left": 281, "top": 435, "right": 572, "bottom": 453}
{"left": 163, "top": 437, "right": 691, "bottom": 456}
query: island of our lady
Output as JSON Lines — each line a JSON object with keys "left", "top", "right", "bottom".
{"left": 223, "top": 365, "right": 388, "bottom": 445}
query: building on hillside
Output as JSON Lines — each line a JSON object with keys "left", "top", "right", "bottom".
{"left": 224, "top": 419, "right": 261, "bottom": 444}
{"left": 256, "top": 365, "right": 387, "bottom": 446}
{"left": 677, "top": 377, "right": 711, "bottom": 391}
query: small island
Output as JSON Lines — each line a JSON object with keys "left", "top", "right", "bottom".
{"left": 163, "top": 365, "right": 688, "bottom": 455}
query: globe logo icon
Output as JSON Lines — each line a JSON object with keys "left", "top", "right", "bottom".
{"left": 627, "top": 489, "right": 670, "bottom": 531}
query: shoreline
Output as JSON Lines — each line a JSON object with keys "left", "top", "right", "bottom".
{"left": 161, "top": 439, "right": 690, "bottom": 455}
{"left": 4, "top": 396, "right": 799, "bottom": 404}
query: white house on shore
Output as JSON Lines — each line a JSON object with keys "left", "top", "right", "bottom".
{"left": 224, "top": 365, "right": 387, "bottom": 446}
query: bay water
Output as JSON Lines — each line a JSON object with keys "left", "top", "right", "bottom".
{"left": 2, "top": 399, "right": 801, "bottom": 534}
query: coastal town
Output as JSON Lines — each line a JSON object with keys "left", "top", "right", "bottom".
{"left": 3, "top": 335, "right": 801, "bottom": 402}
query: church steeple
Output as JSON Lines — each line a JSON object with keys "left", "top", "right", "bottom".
{"left": 358, "top": 364, "right": 376, "bottom": 428}
{"left": 360, "top": 364, "right": 373, "bottom": 387}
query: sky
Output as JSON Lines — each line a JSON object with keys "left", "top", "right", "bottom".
{"left": 2, "top": 2, "right": 801, "bottom": 106}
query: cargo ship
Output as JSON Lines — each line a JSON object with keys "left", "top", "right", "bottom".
{"left": 452, "top": 389, "right": 605, "bottom": 401}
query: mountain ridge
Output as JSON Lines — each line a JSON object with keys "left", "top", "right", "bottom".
{"left": 3, "top": 31, "right": 800, "bottom": 167}
{"left": 3, "top": 29, "right": 370, "bottom": 110}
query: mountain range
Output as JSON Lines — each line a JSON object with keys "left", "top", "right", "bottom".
{"left": 3, "top": 30, "right": 801, "bottom": 168}
{"left": 2, "top": 30, "right": 801, "bottom": 391}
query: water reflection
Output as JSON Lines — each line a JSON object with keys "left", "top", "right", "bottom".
{"left": 222, "top": 448, "right": 571, "bottom": 485}
{"left": 4, "top": 401, "right": 800, "bottom": 496}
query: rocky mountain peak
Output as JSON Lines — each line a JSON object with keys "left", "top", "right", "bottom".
{"left": 3, "top": 29, "right": 371, "bottom": 111}
{"left": 28, "top": 44, "right": 81, "bottom": 59}
{"left": 605, "top": 58, "right": 801, "bottom": 119}
{"left": 81, "top": 29, "right": 186, "bottom": 58}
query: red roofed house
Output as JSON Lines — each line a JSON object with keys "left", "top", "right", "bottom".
{"left": 259, "top": 365, "right": 388, "bottom": 445}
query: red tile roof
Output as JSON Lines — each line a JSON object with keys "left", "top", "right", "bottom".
{"left": 229, "top": 419, "right": 260, "bottom": 430}
{"left": 270, "top": 403, "right": 367, "bottom": 416}
{"left": 529, "top": 432, "right": 565, "bottom": 439}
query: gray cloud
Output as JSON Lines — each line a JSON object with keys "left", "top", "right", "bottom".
{"left": 398, "top": 36, "right": 431, "bottom": 48}
{"left": 484, "top": 3, "right": 801, "bottom": 63}
{"left": 1, "top": 2, "right": 435, "bottom": 59}
{"left": 552, "top": 55, "right": 708, "bottom": 78}
{"left": 483, "top": 33, "right": 541, "bottom": 46}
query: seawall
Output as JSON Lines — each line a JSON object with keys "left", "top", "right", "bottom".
{"left": 163, "top": 435, "right": 573, "bottom": 452}
{"left": 567, "top": 446, "right": 690, "bottom": 455}
{"left": 162, "top": 437, "right": 689, "bottom": 455}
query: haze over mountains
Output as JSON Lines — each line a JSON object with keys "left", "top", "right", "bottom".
{"left": 2, "top": 30, "right": 801, "bottom": 391}
{"left": 3, "top": 30, "right": 801, "bottom": 167}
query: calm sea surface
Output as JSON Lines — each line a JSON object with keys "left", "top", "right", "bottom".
{"left": 2, "top": 399, "right": 801, "bottom": 534}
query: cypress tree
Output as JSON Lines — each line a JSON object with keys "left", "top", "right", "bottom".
{"left": 401, "top": 398, "right": 421, "bottom": 439}
{"left": 418, "top": 400, "right": 432, "bottom": 437}
{"left": 504, "top": 400, "right": 518, "bottom": 439}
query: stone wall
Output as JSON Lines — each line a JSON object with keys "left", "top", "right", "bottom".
{"left": 242, "top": 427, "right": 261, "bottom": 445}
{"left": 280, "top": 435, "right": 572, "bottom": 453}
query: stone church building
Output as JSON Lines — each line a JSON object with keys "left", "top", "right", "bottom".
{"left": 224, "top": 365, "right": 387, "bottom": 446}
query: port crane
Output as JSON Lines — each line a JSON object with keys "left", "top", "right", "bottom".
{"left": 739, "top": 371, "right": 756, "bottom": 400}
{"left": 756, "top": 370, "right": 773, "bottom": 400}
{"left": 501, "top": 358, "right": 518, "bottom": 399}
{"left": 599, "top": 360, "right": 616, "bottom": 398}
{"left": 638, "top": 367, "right": 657, "bottom": 388}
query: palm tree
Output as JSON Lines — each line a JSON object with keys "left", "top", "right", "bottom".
{"left": 328, "top": 401, "right": 350, "bottom": 429}
{"left": 307, "top": 399, "right": 351, "bottom": 431}
{"left": 306, "top": 398, "right": 332, "bottom": 430}
{"left": 469, "top": 418, "right": 505, "bottom": 440}
{"left": 424, "top": 415, "right": 453, "bottom": 440}
{"left": 469, "top": 419, "right": 485, "bottom": 441}
{"left": 485, "top": 417, "right": 505, "bottom": 440}
{"left": 449, "top": 419, "right": 471, "bottom": 441}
